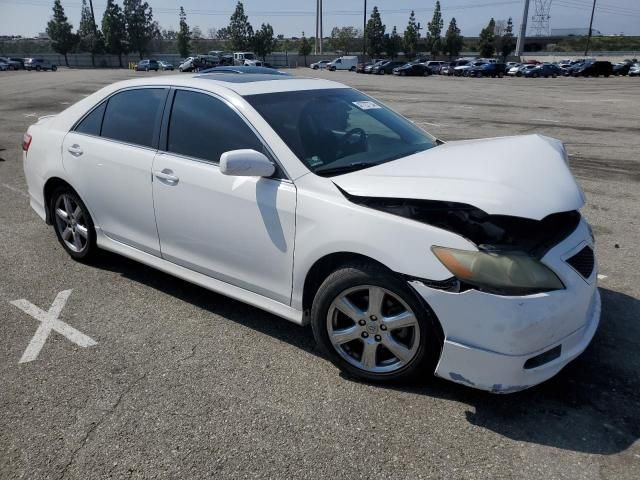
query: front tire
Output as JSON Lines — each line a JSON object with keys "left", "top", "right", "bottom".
{"left": 311, "top": 262, "right": 442, "bottom": 383}
{"left": 50, "top": 187, "right": 97, "bottom": 263}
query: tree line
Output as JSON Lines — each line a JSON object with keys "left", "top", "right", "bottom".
{"left": 45, "top": 0, "right": 516, "bottom": 67}
{"left": 360, "top": 2, "right": 514, "bottom": 59}
{"left": 47, "top": 0, "right": 157, "bottom": 66}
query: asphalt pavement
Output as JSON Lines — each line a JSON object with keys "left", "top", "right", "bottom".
{"left": 0, "top": 68, "right": 638, "bottom": 479}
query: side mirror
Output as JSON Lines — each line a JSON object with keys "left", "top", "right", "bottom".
{"left": 219, "top": 149, "right": 275, "bottom": 177}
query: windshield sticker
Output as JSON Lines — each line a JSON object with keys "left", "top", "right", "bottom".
{"left": 352, "top": 101, "right": 381, "bottom": 110}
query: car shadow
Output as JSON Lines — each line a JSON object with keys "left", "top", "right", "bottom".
{"left": 92, "top": 251, "right": 639, "bottom": 455}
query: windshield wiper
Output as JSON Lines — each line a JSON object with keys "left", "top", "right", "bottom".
{"left": 315, "top": 162, "right": 377, "bottom": 176}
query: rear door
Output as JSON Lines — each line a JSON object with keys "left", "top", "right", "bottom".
{"left": 152, "top": 88, "right": 296, "bottom": 304}
{"left": 62, "top": 87, "right": 168, "bottom": 255}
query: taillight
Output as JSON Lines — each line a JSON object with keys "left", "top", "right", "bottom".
{"left": 22, "top": 133, "right": 32, "bottom": 152}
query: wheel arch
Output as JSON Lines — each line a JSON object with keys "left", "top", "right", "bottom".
{"left": 301, "top": 252, "right": 388, "bottom": 316}
{"left": 300, "top": 251, "right": 445, "bottom": 343}
{"left": 43, "top": 177, "right": 80, "bottom": 225}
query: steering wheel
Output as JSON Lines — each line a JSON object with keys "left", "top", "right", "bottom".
{"left": 339, "top": 127, "right": 367, "bottom": 153}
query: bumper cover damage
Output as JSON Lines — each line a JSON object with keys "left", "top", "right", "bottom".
{"left": 411, "top": 220, "right": 600, "bottom": 393}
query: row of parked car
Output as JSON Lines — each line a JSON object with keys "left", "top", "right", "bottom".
{"left": 0, "top": 56, "right": 58, "bottom": 71}
{"left": 314, "top": 56, "right": 640, "bottom": 79}
{"left": 134, "top": 52, "right": 278, "bottom": 73}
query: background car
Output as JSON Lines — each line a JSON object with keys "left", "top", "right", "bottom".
{"left": 456, "top": 61, "right": 486, "bottom": 76}
{"left": 136, "top": 59, "right": 159, "bottom": 71}
{"left": 393, "top": 63, "right": 431, "bottom": 76}
{"left": 508, "top": 64, "right": 537, "bottom": 77}
{"left": 372, "top": 60, "right": 406, "bottom": 74}
{"left": 158, "top": 60, "right": 174, "bottom": 71}
{"left": 364, "top": 60, "right": 386, "bottom": 73}
{"left": 328, "top": 56, "right": 358, "bottom": 71}
{"left": 523, "top": 64, "right": 564, "bottom": 78}
{"left": 470, "top": 63, "right": 506, "bottom": 78}
{"left": 629, "top": 63, "right": 640, "bottom": 76}
{"left": 0, "top": 60, "right": 8, "bottom": 71}
{"left": 612, "top": 60, "right": 634, "bottom": 76}
{"left": 310, "top": 60, "right": 331, "bottom": 70}
{"left": 571, "top": 61, "right": 612, "bottom": 77}
{"left": 24, "top": 58, "right": 57, "bottom": 71}
{"left": 424, "top": 60, "right": 447, "bottom": 74}
{"left": 0, "top": 56, "right": 23, "bottom": 70}
{"left": 178, "top": 57, "right": 196, "bottom": 72}
{"left": 356, "top": 61, "right": 372, "bottom": 73}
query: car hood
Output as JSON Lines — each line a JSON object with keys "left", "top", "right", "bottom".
{"left": 332, "top": 134, "right": 584, "bottom": 220}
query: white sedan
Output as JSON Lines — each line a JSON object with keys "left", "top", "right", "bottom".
{"left": 22, "top": 74, "right": 600, "bottom": 392}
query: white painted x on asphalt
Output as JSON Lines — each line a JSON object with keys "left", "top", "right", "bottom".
{"left": 10, "top": 289, "right": 97, "bottom": 363}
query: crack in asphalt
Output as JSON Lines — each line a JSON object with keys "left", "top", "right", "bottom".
{"left": 57, "top": 371, "right": 149, "bottom": 480}
{"left": 57, "top": 337, "right": 205, "bottom": 478}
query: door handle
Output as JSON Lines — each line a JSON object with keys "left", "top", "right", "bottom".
{"left": 67, "top": 144, "right": 83, "bottom": 157}
{"left": 154, "top": 168, "right": 179, "bottom": 184}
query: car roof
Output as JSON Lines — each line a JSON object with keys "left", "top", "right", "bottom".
{"left": 99, "top": 74, "right": 348, "bottom": 96}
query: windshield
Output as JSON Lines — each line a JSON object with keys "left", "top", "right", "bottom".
{"left": 246, "top": 88, "right": 437, "bottom": 176}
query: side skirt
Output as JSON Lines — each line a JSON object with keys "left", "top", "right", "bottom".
{"left": 95, "top": 230, "right": 305, "bottom": 325}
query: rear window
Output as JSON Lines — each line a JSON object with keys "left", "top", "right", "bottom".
{"left": 101, "top": 88, "right": 167, "bottom": 148}
{"left": 75, "top": 102, "right": 106, "bottom": 136}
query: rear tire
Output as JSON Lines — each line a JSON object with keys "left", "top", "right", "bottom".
{"left": 50, "top": 187, "right": 98, "bottom": 263}
{"left": 311, "top": 262, "right": 442, "bottom": 383}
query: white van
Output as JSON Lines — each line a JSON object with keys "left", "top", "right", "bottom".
{"left": 233, "top": 52, "right": 256, "bottom": 66}
{"left": 328, "top": 56, "right": 358, "bottom": 71}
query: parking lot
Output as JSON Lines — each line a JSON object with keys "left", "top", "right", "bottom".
{"left": 0, "top": 68, "right": 638, "bottom": 479}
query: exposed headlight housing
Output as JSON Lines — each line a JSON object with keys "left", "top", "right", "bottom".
{"left": 432, "top": 246, "right": 564, "bottom": 295}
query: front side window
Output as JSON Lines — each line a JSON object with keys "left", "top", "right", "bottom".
{"left": 101, "top": 88, "right": 167, "bottom": 148}
{"left": 246, "top": 88, "right": 436, "bottom": 177}
{"left": 167, "top": 90, "right": 263, "bottom": 163}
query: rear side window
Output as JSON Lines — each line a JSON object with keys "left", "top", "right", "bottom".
{"left": 167, "top": 90, "right": 263, "bottom": 163}
{"left": 101, "top": 88, "right": 167, "bottom": 148}
{"left": 75, "top": 102, "right": 106, "bottom": 136}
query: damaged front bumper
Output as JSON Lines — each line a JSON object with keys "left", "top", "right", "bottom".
{"left": 412, "top": 219, "right": 601, "bottom": 393}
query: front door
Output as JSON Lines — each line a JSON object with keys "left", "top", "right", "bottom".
{"left": 152, "top": 89, "right": 296, "bottom": 304}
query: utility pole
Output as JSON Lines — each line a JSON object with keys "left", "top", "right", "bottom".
{"left": 319, "top": 0, "right": 323, "bottom": 54}
{"left": 88, "top": 0, "right": 97, "bottom": 33}
{"left": 585, "top": 0, "right": 597, "bottom": 56}
{"left": 315, "top": 0, "right": 319, "bottom": 54}
{"left": 515, "top": 0, "right": 530, "bottom": 57}
{"left": 363, "top": 1, "right": 367, "bottom": 59}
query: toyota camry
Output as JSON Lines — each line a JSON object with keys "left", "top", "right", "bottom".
{"left": 22, "top": 73, "right": 600, "bottom": 392}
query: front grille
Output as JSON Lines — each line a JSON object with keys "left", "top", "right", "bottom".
{"left": 566, "top": 246, "right": 595, "bottom": 279}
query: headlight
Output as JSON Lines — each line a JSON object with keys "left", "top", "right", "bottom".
{"left": 431, "top": 246, "right": 564, "bottom": 295}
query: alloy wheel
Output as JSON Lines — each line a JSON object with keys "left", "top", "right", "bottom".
{"left": 326, "top": 285, "right": 421, "bottom": 373}
{"left": 54, "top": 194, "right": 89, "bottom": 253}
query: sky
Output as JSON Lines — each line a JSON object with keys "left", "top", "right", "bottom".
{"left": 1, "top": 0, "right": 639, "bottom": 38}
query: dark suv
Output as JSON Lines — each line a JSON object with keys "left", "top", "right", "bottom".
{"left": 135, "top": 59, "right": 159, "bottom": 71}
{"left": 0, "top": 56, "right": 23, "bottom": 70}
{"left": 25, "top": 58, "right": 57, "bottom": 71}
{"left": 572, "top": 61, "right": 612, "bottom": 77}
{"left": 470, "top": 62, "right": 506, "bottom": 78}
{"left": 372, "top": 61, "right": 407, "bottom": 75}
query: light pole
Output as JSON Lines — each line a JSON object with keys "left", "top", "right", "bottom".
{"left": 585, "top": 0, "right": 597, "bottom": 56}
{"left": 363, "top": 1, "right": 367, "bottom": 59}
{"left": 515, "top": 0, "right": 530, "bottom": 57}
